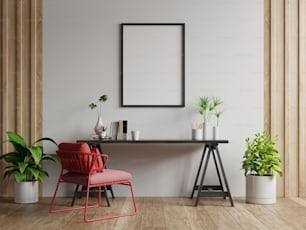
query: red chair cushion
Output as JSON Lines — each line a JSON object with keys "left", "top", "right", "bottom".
{"left": 58, "top": 142, "right": 104, "bottom": 173}
{"left": 90, "top": 147, "right": 104, "bottom": 172}
{"left": 61, "top": 169, "right": 132, "bottom": 185}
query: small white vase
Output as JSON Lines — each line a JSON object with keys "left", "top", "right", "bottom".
{"left": 94, "top": 116, "right": 104, "bottom": 136}
{"left": 213, "top": 126, "right": 219, "bottom": 140}
{"left": 192, "top": 129, "right": 203, "bottom": 140}
{"left": 203, "top": 122, "right": 210, "bottom": 140}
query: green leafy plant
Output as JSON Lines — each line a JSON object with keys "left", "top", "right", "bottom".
{"left": 89, "top": 94, "right": 108, "bottom": 117}
{"left": 198, "top": 96, "right": 222, "bottom": 123}
{"left": 242, "top": 131, "right": 282, "bottom": 177}
{"left": 0, "top": 131, "right": 58, "bottom": 183}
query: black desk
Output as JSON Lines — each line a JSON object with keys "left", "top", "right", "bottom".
{"left": 76, "top": 139, "right": 234, "bottom": 207}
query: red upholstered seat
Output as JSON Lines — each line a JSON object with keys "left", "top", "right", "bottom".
{"left": 49, "top": 142, "right": 137, "bottom": 222}
{"left": 61, "top": 169, "right": 132, "bottom": 185}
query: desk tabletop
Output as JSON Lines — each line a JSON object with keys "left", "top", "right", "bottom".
{"left": 76, "top": 139, "right": 229, "bottom": 144}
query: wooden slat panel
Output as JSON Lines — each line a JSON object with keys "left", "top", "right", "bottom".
{"left": 270, "top": 0, "right": 285, "bottom": 197}
{"left": 3, "top": 0, "right": 17, "bottom": 198}
{"left": 30, "top": 0, "right": 42, "bottom": 142}
{"left": 16, "top": 0, "right": 31, "bottom": 139}
{"left": 284, "top": 0, "right": 299, "bottom": 197}
{"left": 299, "top": 0, "right": 306, "bottom": 197}
{"left": 266, "top": 0, "right": 306, "bottom": 197}
{"left": 264, "top": 0, "right": 271, "bottom": 132}
{"left": 0, "top": 0, "right": 42, "bottom": 197}
{"left": 0, "top": 0, "right": 4, "bottom": 198}
{"left": 16, "top": 0, "right": 23, "bottom": 135}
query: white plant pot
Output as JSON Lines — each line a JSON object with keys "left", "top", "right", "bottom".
{"left": 192, "top": 129, "right": 203, "bottom": 140}
{"left": 212, "top": 126, "right": 219, "bottom": 140}
{"left": 14, "top": 181, "right": 39, "bottom": 204}
{"left": 246, "top": 175, "right": 276, "bottom": 204}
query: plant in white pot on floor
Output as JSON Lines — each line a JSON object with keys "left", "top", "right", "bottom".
{"left": 242, "top": 131, "right": 282, "bottom": 204}
{"left": 0, "top": 131, "right": 58, "bottom": 203}
{"left": 198, "top": 96, "right": 222, "bottom": 139}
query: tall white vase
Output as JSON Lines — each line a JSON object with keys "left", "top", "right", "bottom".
{"left": 213, "top": 126, "right": 219, "bottom": 140}
{"left": 94, "top": 116, "right": 104, "bottom": 136}
{"left": 203, "top": 122, "right": 210, "bottom": 140}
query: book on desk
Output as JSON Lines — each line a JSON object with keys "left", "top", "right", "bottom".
{"left": 109, "top": 120, "right": 128, "bottom": 140}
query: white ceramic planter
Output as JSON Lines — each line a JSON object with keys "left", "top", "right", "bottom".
{"left": 14, "top": 181, "right": 39, "bottom": 204}
{"left": 192, "top": 129, "right": 203, "bottom": 140}
{"left": 246, "top": 175, "right": 276, "bottom": 204}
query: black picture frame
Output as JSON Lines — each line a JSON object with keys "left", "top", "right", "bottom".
{"left": 121, "top": 23, "right": 185, "bottom": 107}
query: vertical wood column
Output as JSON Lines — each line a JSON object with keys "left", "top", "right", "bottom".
{"left": 284, "top": 0, "right": 299, "bottom": 197}
{"left": 266, "top": 0, "right": 306, "bottom": 197}
{"left": 299, "top": 0, "right": 306, "bottom": 197}
{"left": 269, "top": 0, "right": 286, "bottom": 197}
{"left": 0, "top": 0, "right": 42, "bottom": 197}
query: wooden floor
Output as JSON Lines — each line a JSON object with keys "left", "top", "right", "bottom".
{"left": 1, "top": 197, "right": 306, "bottom": 229}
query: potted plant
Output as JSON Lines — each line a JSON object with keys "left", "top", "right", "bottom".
{"left": 89, "top": 94, "right": 108, "bottom": 137}
{"left": 198, "top": 96, "right": 222, "bottom": 139}
{"left": 242, "top": 131, "right": 282, "bottom": 204}
{"left": 0, "top": 131, "right": 58, "bottom": 203}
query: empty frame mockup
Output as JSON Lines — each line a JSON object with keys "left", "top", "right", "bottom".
{"left": 121, "top": 23, "right": 185, "bottom": 107}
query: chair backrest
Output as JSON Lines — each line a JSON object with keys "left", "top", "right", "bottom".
{"left": 57, "top": 142, "right": 104, "bottom": 175}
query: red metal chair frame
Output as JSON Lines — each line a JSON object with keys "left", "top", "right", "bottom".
{"left": 49, "top": 146, "right": 137, "bottom": 222}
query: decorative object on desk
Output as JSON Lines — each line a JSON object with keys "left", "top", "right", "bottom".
{"left": 131, "top": 130, "right": 140, "bottom": 141}
{"left": 114, "top": 120, "right": 128, "bottom": 140}
{"left": 94, "top": 116, "right": 104, "bottom": 136}
{"left": 101, "top": 126, "right": 107, "bottom": 138}
{"left": 191, "top": 123, "right": 203, "bottom": 140}
{"left": 0, "top": 131, "right": 58, "bottom": 203}
{"left": 89, "top": 94, "right": 108, "bottom": 136}
{"left": 121, "top": 23, "right": 185, "bottom": 107}
{"left": 109, "top": 121, "right": 119, "bottom": 139}
{"left": 242, "top": 131, "right": 282, "bottom": 204}
{"left": 123, "top": 120, "right": 128, "bottom": 139}
{"left": 198, "top": 96, "right": 222, "bottom": 139}
{"left": 212, "top": 110, "right": 223, "bottom": 140}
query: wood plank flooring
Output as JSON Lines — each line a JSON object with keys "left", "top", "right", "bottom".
{"left": 1, "top": 197, "right": 306, "bottom": 229}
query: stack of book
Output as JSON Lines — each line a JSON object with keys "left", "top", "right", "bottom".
{"left": 109, "top": 120, "right": 128, "bottom": 140}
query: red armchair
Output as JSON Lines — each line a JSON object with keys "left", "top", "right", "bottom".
{"left": 49, "top": 142, "right": 137, "bottom": 222}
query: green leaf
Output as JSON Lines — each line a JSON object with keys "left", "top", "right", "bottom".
{"left": 28, "top": 167, "right": 40, "bottom": 181}
{"left": 89, "top": 103, "right": 97, "bottom": 109}
{"left": 28, "top": 146, "right": 42, "bottom": 165}
{"left": 99, "top": 94, "right": 108, "bottom": 102}
{"left": 15, "top": 172, "right": 27, "bottom": 182}
{"left": 33, "top": 137, "right": 57, "bottom": 146}
{"left": 42, "top": 154, "right": 59, "bottom": 162}
{"left": 18, "top": 162, "right": 29, "bottom": 173}
{"left": 6, "top": 131, "right": 27, "bottom": 147}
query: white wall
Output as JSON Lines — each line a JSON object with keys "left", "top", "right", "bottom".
{"left": 43, "top": 0, "right": 263, "bottom": 197}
